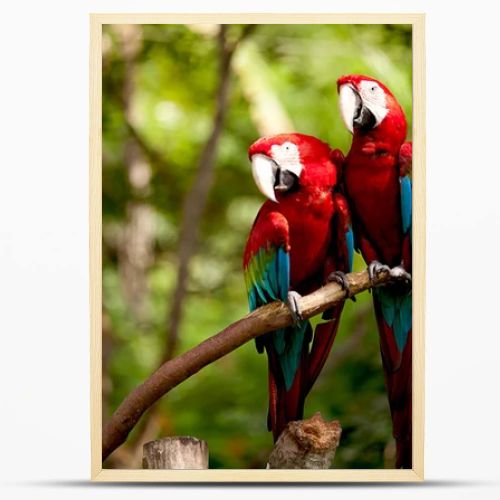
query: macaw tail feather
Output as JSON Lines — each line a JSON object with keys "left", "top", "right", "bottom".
{"left": 306, "top": 303, "right": 344, "bottom": 392}
{"left": 265, "top": 324, "right": 311, "bottom": 442}
{"left": 373, "top": 287, "right": 412, "bottom": 469}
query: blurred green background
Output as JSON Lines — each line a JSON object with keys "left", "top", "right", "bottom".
{"left": 102, "top": 23, "right": 412, "bottom": 469}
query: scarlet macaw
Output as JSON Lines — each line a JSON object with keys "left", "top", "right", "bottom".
{"left": 337, "top": 74, "right": 412, "bottom": 468}
{"left": 243, "top": 133, "right": 353, "bottom": 441}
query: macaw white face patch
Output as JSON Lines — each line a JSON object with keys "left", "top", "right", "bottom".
{"left": 270, "top": 142, "right": 303, "bottom": 178}
{"left": 358, "top": 80, "right": 389, "bottom": 127}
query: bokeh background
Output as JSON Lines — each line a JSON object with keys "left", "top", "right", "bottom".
{"left": 102, "top": 23, "right": 412, "bottom": 469}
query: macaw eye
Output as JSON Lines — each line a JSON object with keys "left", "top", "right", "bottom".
{"left": 371, "top": 86, "right": 377, "bottom": 92}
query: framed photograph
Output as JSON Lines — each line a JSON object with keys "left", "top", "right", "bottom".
{"left": 90, "top": 13, "right": 425, "bottom": 482}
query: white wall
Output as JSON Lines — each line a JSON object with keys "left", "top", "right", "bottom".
{"left": 1, "top": 1, "right": 499, "bottom": 498}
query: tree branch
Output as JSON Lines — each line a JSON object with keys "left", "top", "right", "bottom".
{"left": 165, "top": 24, "right": 239, "bottom": 360}
{"left": 102, "top": 268, "right": 392, "bottom": 461}
{"left": 236, "top": 24, "right": 258, "bottom": 45}
{"left": 125, "top": 120, "right": 170, "bottom": 174}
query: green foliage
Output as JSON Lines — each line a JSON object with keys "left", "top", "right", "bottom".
{"left": 102, "top": 23, "right": 412, "bottom": 469}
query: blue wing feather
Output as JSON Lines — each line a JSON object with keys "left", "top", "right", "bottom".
{"left": 373, "top": 171, "right": 412, "bottom": 352}
{"left": 245, "top": 241, "right": 307, "bottom": 390}
{"left": 277, "top": 247, "right": 290, "bottom": 299}
{"left": 400, "top": 175, "right": 412, "bottom": 235}
{"left": 245, "top": 246, "right": 289, "bottom": 310}
{"left": 346, "top": 224, "right": 354, "bottom": 272}
{"left": 374, "top": 288, "right": 412, "bottom": 352}
{"left": 372, "top": 162, "right": 412, "bottom": 355}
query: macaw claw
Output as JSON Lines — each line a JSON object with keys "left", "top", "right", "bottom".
{"left": 286, "top": 291, "right": 303, "bottom": 323}
{"left": 327, "top": 271, "right": 356, "bottom": 301}
{"left": 389, "top": 265, "right": 412, "bottom": 290}
{"left": 368, "top": 261, "right": 412, "bottom": 292}
{"left": 368, "top": 260, "right": 391, "bottom": 284}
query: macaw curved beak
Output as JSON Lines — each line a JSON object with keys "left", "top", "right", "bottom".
{"left": 338, "top": 84, "right": 376, "bottom": 133}
{"left": 251, "top": 154, "right": 297, "bottom": 203}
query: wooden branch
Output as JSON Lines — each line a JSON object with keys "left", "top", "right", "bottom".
{"left": 142, "top": 437, "right": 208, "bottom": 469}
{"left": 102, "top": 268, "right": 391, "bottom": 461}
{"left": 268, "top": 413, "right": 341, "bottom": 469}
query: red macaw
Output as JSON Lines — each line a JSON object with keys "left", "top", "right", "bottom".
{"left": 337, "top": 74, "right": 412, "bottom": 468}
{"left": 243, "top": 133, "right": 354, "bottom": 441}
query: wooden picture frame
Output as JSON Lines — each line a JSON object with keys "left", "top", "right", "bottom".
{"left": 90, "top": 13, "right": 425, "bottom": 482}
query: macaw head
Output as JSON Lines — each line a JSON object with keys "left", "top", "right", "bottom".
{"left": 337, "top": 74, "right": 406, "bottom": 135}
{"left": 248, "top": 133, "right": 335, "bottom": 203}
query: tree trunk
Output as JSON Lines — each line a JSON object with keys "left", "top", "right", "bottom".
{"left": 142, "top": 437, "right": 209, "bottom": 469}
{"left": 268, "top": 412, "right": 341, "bottom": 469}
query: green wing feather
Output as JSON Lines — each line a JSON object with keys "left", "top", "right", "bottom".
{"left": 244, "top": 242, "right": 307, "bottom": 390}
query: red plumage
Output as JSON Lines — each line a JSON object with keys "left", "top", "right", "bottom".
{"left": 338, "top": 75, "right": 412, "bottom": 467}
{"left": 243, "top": 133, "right": 351, "bottom": 441}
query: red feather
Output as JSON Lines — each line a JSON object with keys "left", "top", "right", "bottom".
{"left": 339, "top": 75, "right": 412, "bottom": 467}
{"left": 243, "top": 133, "right": 350, "bottom": 441}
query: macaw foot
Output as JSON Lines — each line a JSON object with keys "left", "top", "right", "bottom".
{"left": 368, "top": 261, "right": 412, "bottom": 294}
{"left": 286, "top": 291, "right": 304, "bottom": 323}
{"left": 389, "top": 265, "right": 412, "bottom": 294}
{"left": 368, "top": 260, "right": 391, "bottom": 284}
{"left": 390, "top": 265, "right": 412, "bottom": 285}
{"left": 327, "top": 271, "right": 356, "bottom": 302}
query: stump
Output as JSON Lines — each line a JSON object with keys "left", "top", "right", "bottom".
{"left": 268, "top": 412, "right": 342, "bottom": 469}
{"left": 142, "top": 436, "right": 209, "bottom": 469}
